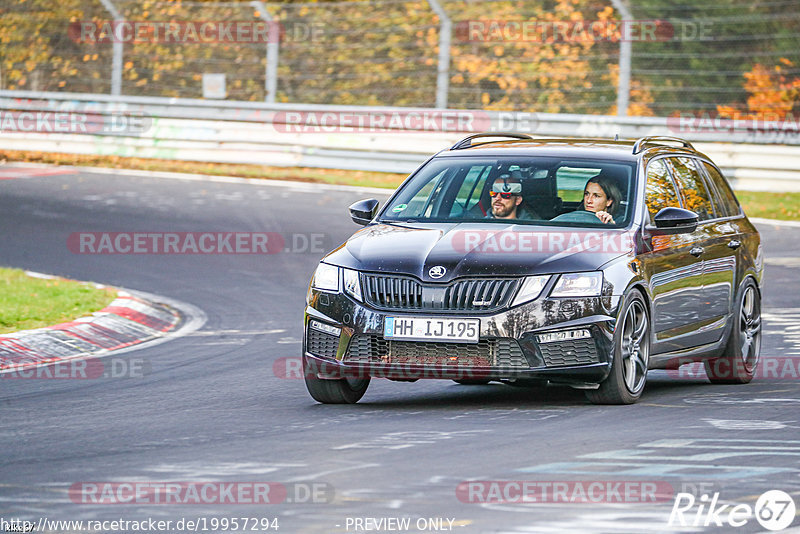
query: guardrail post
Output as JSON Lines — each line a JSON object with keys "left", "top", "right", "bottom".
{"left": 251, "top": 1, "right": 279, "bottom": 103}
{"left": 610, "top": 0, "right": 632, "bottom": 116}
{"left": 426, "top": 0, "right": 451, "bottom": 109}
{"left": 98, "top": 0, "right": 123, "bottom": 96}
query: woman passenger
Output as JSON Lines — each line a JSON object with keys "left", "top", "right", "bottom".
{"left": 582, "top": 174, "right": 622, "bottom": 224}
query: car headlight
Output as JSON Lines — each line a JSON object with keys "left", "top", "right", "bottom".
{"left": 311, "top": 263, "right": 339, "bottom": 292}
{"left": 550, "top": 272, "right": 603, "bottom": 297}
{"left": 511, "top": 275, "right": 549, "bottom": 307}
{"left": 342, "top": 268, "right": 362, "bottom": 301}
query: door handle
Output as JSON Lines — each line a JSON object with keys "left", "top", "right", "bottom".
{"left": 728, "top": 239, "right": 742, "bottom": 250}
{"left": 690, "top": 246, "right": 704, "bottom": 257}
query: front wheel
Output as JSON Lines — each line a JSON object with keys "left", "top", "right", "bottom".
{"left": 303, "top": 357, "right": 369, "bottom": 404}
{"left": 586, "top": 290, "right": 650, "bottom": 405}
{"left": 704, "top": 280, "right": 761, "bottom": 384}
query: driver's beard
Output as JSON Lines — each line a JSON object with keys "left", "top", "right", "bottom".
{"left": 492, "top": 202, "right": 516, "bottom": 218}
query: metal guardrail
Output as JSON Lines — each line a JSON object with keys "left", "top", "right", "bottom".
{"left": 1, "top": 90, "right": 800, "bottom": 191}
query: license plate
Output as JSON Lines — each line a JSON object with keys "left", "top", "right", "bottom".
{"left": 384, "top": 317, "right": 480, "bottom": 343}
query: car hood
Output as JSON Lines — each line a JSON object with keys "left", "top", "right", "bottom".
{"left": 324, "top": 222, "right": 633, "bottom": 282}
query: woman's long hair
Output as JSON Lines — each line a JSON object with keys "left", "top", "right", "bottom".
{"left": 581, "top": 173, "right": 622, "bottom": 216}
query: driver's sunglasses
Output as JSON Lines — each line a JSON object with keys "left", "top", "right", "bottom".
{"left": 489, "top": 191, "right": 519, "bottom": 199}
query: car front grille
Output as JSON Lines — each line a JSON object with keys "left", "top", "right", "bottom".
{"left": 539, "top": 338, "right": 599, "bottom": 367}
{"left": 306, "top": 326, "right": 339, "bottom": 359}
{"left": 345, "top": 335, "right": 528, "bottom": 368}
{"left": 361, "top": 273, "right": 519, "bottom": 313}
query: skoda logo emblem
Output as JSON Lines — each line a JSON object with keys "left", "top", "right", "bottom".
{"left": 429, "top": 265, "right": 446, "bottom": 279}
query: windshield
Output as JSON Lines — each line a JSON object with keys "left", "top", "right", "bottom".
{"left": 380, "top": 156, "right": 637, "bottom": 227}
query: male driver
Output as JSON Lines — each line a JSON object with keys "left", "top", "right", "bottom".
{"left": 489, "top": 175, "right": 541, "bottom": 219}
{"left": 489, "top": 176, "right": 523, "bottom": 219}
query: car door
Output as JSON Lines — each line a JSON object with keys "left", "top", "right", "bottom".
{"left": 641, "top": 157, "right": 708, "bottom": 353}
{"left": 667, "top": 156, "right": 735, "bottom": 345}
{"left": 697, "top": 159, "right": 744, "bottom": 328}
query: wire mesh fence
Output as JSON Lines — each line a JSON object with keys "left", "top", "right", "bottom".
{"left": 1, "top": 0, "right": 799, "bottom": 116}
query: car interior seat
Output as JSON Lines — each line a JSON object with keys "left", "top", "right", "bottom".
{"left": 520, "top": 170, "right": 563, "bottom": 220}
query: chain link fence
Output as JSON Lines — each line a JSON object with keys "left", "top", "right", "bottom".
{"left": 1, "top": 0, "right": 799, "bottom": 116}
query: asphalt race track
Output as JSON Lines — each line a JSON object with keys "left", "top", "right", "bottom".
{"left": 1, "top": 166, "right": 799, "bottom": 534}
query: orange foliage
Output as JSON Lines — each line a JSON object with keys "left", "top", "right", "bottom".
{"left": 606, "top": 64, "right": 654, "bottom": 117}
{"left": 449, "top": 1, "right": 618, "bottom": 112}
{"left": 718, "top": 59, "right": 800, "bottom": 120}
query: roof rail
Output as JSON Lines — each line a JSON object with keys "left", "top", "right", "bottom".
{"left": 450, "top": 132, "right": 533, "bottom": 150}
{"left": 632, "top": 136, "right": 694, "bottom": 155}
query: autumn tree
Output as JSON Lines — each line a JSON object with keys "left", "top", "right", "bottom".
{"left": 4, "top": 0, "right": 794, "bottom": 117}
{"left": 718, "top": 59, "right": 800, "bottom": 121}
{"left": 447, "top": 1, "right": 619, "bottom": 113}
{"left": 0, "top": 0, "right": 100, "bottom": 92}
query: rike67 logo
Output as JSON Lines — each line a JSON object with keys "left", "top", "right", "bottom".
{"left": 669, "top": 490, "right": 796, "bottom": 531}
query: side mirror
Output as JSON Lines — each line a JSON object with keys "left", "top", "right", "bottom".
{"left": 349, "top": 198, "right": 379, "bottom": 226}
{"left": 648, "top": 207, "right": 699, "bottom": 234}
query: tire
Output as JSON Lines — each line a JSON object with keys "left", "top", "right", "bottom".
{"left": 586, "top": 290, "right": 650, "bottom": 405}
{"left": 303, "top": 356, "right": 369, "bottom": 404}
{"left": 704, "top": 279, "right": 761, "bottom": 384}
{"left": 453, "top": 379, "right": 491, "bottom": 385}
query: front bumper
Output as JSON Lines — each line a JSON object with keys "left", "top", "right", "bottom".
{"left": 303, "top": 288, "right": 619, "bottom": 386}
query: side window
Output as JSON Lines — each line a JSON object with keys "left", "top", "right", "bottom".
{"left": 667, "top": 157, "right": 715, "bottom": 221}
{"left": 449, "top": 165, "right": 491, "bottom": 216}
{"left": 402, "top": 168, "right": 448, "bottom": 218}
{"left": 645, "top": 159, "right": 681, "bottom": 223}
{"left": 702, "top": 162, "right": 741, "bottom": 217}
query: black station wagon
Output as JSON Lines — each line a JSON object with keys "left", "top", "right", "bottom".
{"left": 303, "top": 134, "right": 763, "bottom": 404}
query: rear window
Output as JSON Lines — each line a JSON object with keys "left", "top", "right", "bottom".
{"left": 666, "top": 157, "right": 716, "bottom": 221}
{"left": 701, "top": 161, "right": 741, "bottom": 218}
{"left": 645, "top": 159, "right": 681, "bottom": 223}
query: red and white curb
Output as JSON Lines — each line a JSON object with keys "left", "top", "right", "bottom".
{"left": 0, "top": 275, "right": 207, "bottom": 375}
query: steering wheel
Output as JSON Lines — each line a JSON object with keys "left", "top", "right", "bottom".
{"left": 550, "top": 210, "right": 602, "bottom": 223}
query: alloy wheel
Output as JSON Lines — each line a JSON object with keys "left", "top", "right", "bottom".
{"left": 738, "top": 285, "right": 761, "bottom": 373}
{"left": 621, "top": 299, "right": 649, "bottom": 394}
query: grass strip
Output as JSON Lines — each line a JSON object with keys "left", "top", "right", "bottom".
{"left": 0, "top": 267, "right": 117, "bottom": 334}
{"left": 733, "top": 191, "right": 800, "bottom": 221}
